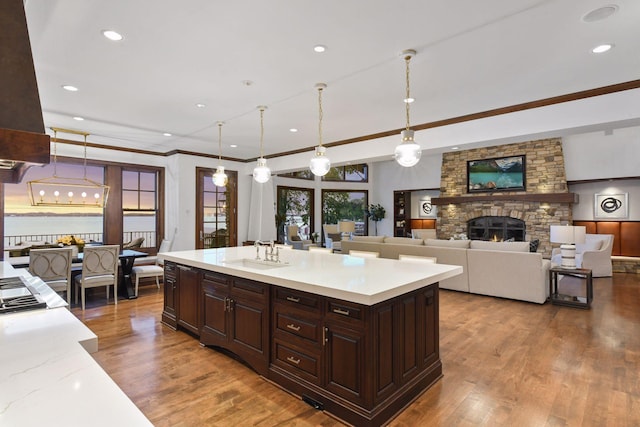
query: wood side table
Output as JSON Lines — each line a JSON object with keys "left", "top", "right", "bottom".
{"left": 549, "top": 266, "right": 593, "bottom": 309}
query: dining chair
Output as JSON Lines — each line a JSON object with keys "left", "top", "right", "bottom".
{"left": 74, "top": 245, "right": 120, "bottom": 310}
{"left": 131, "top": 239, "right": 172, "bottom": 296}
{"left": 308, "top": 246, "right": 332, "bottom": 254}
{"left": 399, "top": 254, "right": 437, "bottom": 263}
{"left": 348, "top": 250, "right": 380, "bottom": 258}
{"left": 29, "top": 247, "right": 73, "bottom": 303}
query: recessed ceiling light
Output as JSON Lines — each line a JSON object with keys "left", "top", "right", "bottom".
{"left": 102, "top": 30, "right": 124, "bottom": 41}
{"left": 403, "top": 97, "right": 415, "bottom": 103}
{"left": 289, "top": 128, "right": 298, "bottom": 133}
{"left": 314, "top": 45, "right": 326, "bottom": 53}
{"left": 230, "top": 144, "right": 237, "bottom": 148}
{"left": 196, "top": 103, "right": 206, "bottom": 108}
{"left": 73, "top": 116, "right": 84, "bottom": 121}
{"left": 241, "top": 80, "right": 253, "bottom": 86}
{"left": 62, "top": 85, "right": 78, "bottom": 92}
{"left": 582, "top": 5, "right": 619, "bottom": 23}
{"left": 163, "top": 132, "right": 172, "bottom": 137}
{"left": 451, "top": 146, "right": 459, "bottom": 150}
{"left": 592, "top": 43, "right": 613, "bottom": 53}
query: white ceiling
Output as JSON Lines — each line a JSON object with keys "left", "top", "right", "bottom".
{"left": 24, "top": 0, "right": 640, "bottom": 164}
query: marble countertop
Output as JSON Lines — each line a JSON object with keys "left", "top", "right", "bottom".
{"left": 0, "top": 261, "right": 152, "bottom": 426}
{"left": 162, "top": 246, "right": 463, "bottom": 305}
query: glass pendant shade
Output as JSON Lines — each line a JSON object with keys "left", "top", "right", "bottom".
{"left": 212, "top": 165, "right": 228, "bottom": 187}
{"left": 253, "top": 157, "right": 271, "bottom": 183}
{"left": 310, "top": 146, "right": 330, "bottom": 176}
{"left": 395, "top": 129, "right": 422, "bottom": 167}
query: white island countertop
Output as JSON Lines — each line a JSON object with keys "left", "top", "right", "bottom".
{"left": 0, "top": 261, "right": 152, "bottom": 427}
{"left": 162, "top": 246, "right": 463, "bottom": 305}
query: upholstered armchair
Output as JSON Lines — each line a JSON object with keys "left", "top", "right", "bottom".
{"left": 323, "top": 224, "right": 342, "bottom": 251}
{"left": 551, "top": 234, "right": 613, "bottom": 277}
{"left": 285, "top": 225, "right": 312, "bottom": 250}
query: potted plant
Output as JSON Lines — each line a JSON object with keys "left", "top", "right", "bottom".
{"left": 364, "top": 203, "right": 386, "bottom": 236}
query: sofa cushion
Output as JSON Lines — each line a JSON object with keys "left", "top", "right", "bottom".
{"left": 352, "top": 235, "right": 386, "bottom": 243}
{"left": 328, "top": 233, "right": 342, "bottom": 241}
{"left": 424, "top": 239, "right": 471, "bottom": 249}
{"left": 529, "top": 239, "right": 540, "bottom": 253}
{"left": 384, "top": 237, "right": 423, "bottom": 245}
{"left": 412, "top": 229, "right": 436, "bottom": 240}
{"left": 470, "top": 240, "right": 530, "bottom": 252}
{"left": 470, "top": 240, "right": 529, "bottom": 252}
{"left": 290, "top": 235, "right": 301, "bottom": 241}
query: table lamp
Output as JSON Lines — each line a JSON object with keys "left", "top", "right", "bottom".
{"left": 550, "top": 225, "right": 586, "bottom": 269}
{"left": 338, "top": 220, "right": 356, "bottom": 240}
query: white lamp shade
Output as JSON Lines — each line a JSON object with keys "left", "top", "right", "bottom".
{"left": 253, "top": 158, "right": 271, "bottom": 183}
{"left": 310, "top": 146, "right": 331, "bottom": 176}
{"left": 212, "top": 166, "right": 228, "bottom": 187}
{"left": 394, "top": 130, "right": 421, "bottom": 167}
{"left": 550, "top": 225, "right": 586, "bottom": 244}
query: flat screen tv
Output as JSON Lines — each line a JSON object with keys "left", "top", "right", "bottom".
{"left": 467, "top": 155, "right": 526, "bottom": 193}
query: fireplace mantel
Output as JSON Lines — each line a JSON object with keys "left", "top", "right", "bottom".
{"left": 432, "top": 192, "right": 577, "bottom": 205}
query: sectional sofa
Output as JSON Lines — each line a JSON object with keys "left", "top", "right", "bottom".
{"left": 341, "top": 236, "right": 551, "bottom": 304}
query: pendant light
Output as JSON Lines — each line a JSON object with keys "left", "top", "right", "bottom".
{"left": 212, "top": 121, "right": 228, "bottom": 187}
{"left": 253, "top": 106, "right": 271, "bottom": 183}
{"left": 394, "top": 49, "right": 422, "bottom": 167}
{"left": 309, "top": 83, "right": 331, "bottom": 176}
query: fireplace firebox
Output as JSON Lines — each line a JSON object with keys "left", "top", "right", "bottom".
{"left": 467, "top": 216, "right": 525, "bottom": 241}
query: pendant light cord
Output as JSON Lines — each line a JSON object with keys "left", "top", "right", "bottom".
{"left": 52, "top": 129, "right": 58, "bottom": 178}
{"left": 83, "top": 134, "right": 88, "bottom": 179}
{"left": 405, "top": 54, "right": 411, "bottom": 131}
{"left": 259, "top": 107, "right": 265, "bottom": 158}
{"left": 217, "top": 122, "right": 223, "bottom": 161}
{"left": 318, "top": 86, "right": 324, "bottom": 147}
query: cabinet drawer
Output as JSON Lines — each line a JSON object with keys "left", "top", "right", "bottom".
{"left": 231, "top": 277, "right": 268, "bottom": 301}
{"left": 327, "top": 299, "right": 364, "bottom": 322}
{"left": 202, "top": 271, "right": 228, "bottom": 285}
{"left": 274, "top": 340, "right": 321, "bottom": 382}
{"left": 164, "top": 262, "right": 177, "bottom": 279}
{"left": 274, "top": 287, "right": 322, "bottom": 310}
{"left": 275, "top": 310, "right": 321, "bottom": 343}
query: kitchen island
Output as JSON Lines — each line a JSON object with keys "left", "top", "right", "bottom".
{"left": 162, "top": 246, "right": 462, "bottom": 426}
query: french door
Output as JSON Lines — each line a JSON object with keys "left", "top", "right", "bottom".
{"left": 196, "top": 167, "right": 237, "bottom": 249}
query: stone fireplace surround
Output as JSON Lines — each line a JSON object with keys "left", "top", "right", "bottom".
{"left": 432, "top": 138, "right": 576, "bottom": 257}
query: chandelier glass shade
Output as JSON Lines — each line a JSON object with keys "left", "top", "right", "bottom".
{"left": 394, "top": 49, "right": 421, "bottom": 167}
{"left": 27, "top": 128, "right": 110, "bottom": 208}
{"left": 253, "top": 106, "right": 271, "bottom": 183}
{"left": 310, "top": 83, "right": 330, "bottom": 176}
{"left": 212, "top": 121, "right": 228, "bottom": 187}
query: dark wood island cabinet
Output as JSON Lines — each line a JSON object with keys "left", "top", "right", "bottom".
{"left": 161, "top": 248, "right": 461, "bottom": 426}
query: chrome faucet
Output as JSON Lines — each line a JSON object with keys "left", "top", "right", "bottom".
{"left": 254, "top": 240, "right": 265, "bottom": 260}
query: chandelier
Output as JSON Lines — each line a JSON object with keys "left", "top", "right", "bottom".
{"left": 253, "top": 106, "right": 271, "bottom": 183}
{"left": 394, "top": 49, "right": 422, "bottom": 167}
{"left": 309, "top": 83, "right": 331, "bottom": 176}
{"left": 212, "top": 121, "right": 228, "bottom": 187}
{"left": 27, "top": 128, "right": 110, "bottom": 208}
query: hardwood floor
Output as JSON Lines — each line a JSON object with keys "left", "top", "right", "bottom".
{"left": 70, "top": 274, "right": 640, "bottom": 426}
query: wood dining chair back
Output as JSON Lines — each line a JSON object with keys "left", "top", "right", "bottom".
{"left": 398, "top": 254, "right": 437, "bottom": 263}
{"left": 29, "top": 247, "right": 73, "bottom": 303}
{"left": 74, "top": 245, "right": 120, "bottom": 310}
{"left": 348, "top": 250, "right": 380, "bottom": 258}
{"left": 308, "top": 246, "right": 333, "bottom": 254}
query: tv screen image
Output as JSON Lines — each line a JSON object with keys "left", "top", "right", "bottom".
{"left": 467, "top": 155, "right": 525, "bottom": 193}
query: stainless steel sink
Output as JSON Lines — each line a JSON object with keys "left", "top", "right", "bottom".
{"left": 223, "top": 258, "right": 289, "bottom": 270}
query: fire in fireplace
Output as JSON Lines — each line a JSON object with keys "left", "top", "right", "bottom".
{"left": 467, "top": 216, "right": 525, "bottom": 241}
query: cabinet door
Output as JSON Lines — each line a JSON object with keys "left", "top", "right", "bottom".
{"left": 200, "top": 273, "right": 230, "bottom": 346}
{"left": 230, "top": 289, "right": 269, "bottom": 375}
{"left": 176, "top": 265, "right": 200, "bottom": 335}
{"left": 420, "top": 286, "right": 439, "bottom": 367}
{"left": 161, "top": 262, "right": 177, "bottom": 328}
{"left": 325, "top": 322, "right": 367, "bottom": 405}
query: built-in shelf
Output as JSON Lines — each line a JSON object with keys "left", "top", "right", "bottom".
{"left": 431, "top": 192, "right": 578, "bottom": 205}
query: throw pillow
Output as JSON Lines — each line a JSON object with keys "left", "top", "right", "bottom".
{"left": 328, "top": 233, "right": 342, "bottom": 241}
{"left": 290, "top": 235, "right": 301, "bottom": 241}
{"left": 529, "top": 239, "right": 540, "bottom": 253}
{"left": 384, "top": 236, "right": 424, "bottom": 245}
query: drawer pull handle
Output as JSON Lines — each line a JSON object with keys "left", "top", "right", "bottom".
{"left": 286, "top": 296, "right": 300, "bottom": 303}
{"left": 177, "top": 265, "right": 192, "bottom": 271}
{"left": 287, "top": 356, "right": 301, "bottom": 365}
{"left": 286, "top": 323, "right": 301, "bottom": 332}
{"left": 333, "top": 308, "right": 350, "bottom": 316}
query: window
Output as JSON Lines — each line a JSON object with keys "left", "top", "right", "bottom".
{"left": 322, "top": 163, "right": 368, "bottom": 182}
{"left": 277, "top": 186, "right": 314, "bottom": 241}
{"left": 201, "top": 171, "right": 232, "bottom": 248}
{"left": 321, "top": 190, "right": 368, "bottom": 235}
{"left": 277, "top": 170, "right": 314, "bottom": 180}
{"left": 122, "top": 170, "right": 158, "bottom": 248}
